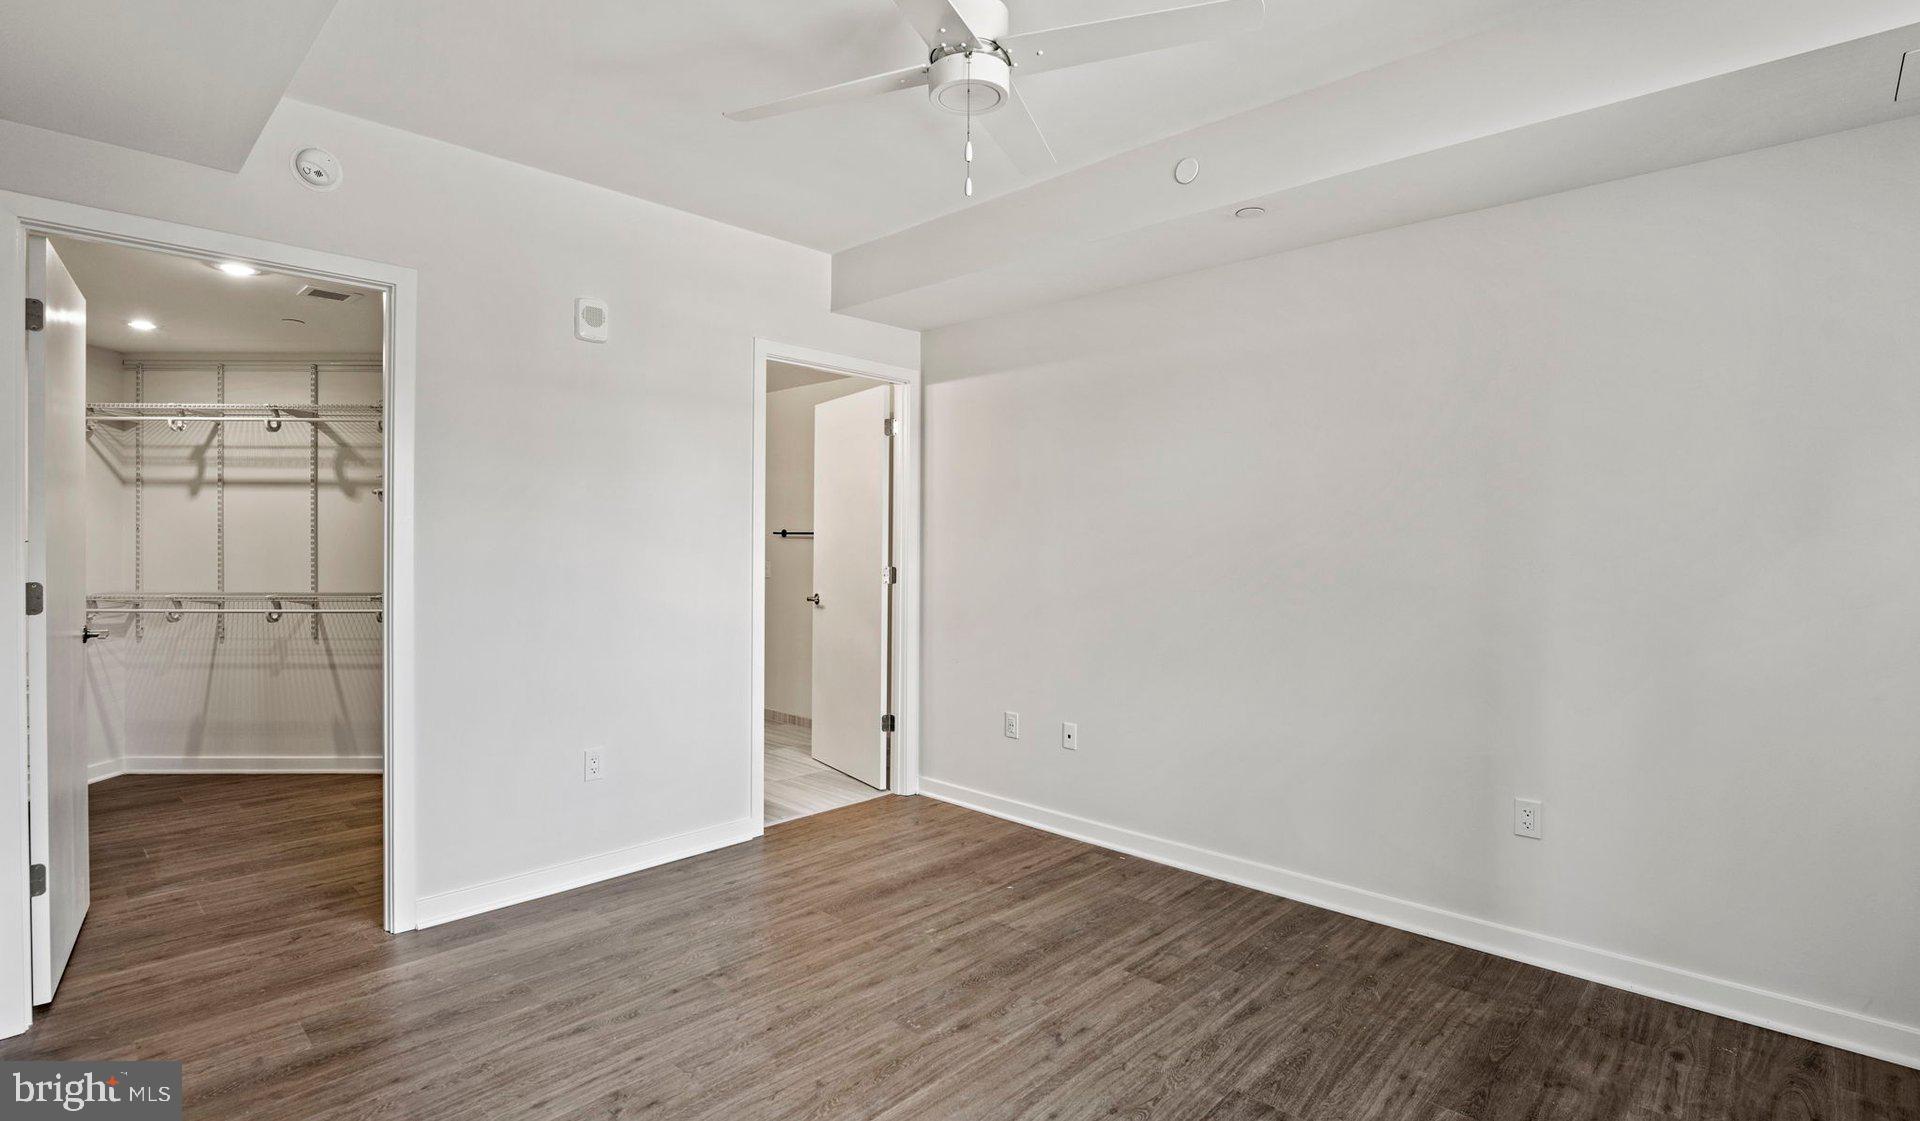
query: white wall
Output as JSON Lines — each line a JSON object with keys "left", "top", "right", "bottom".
{"left": 919, "top": 117, "right": 1920, "bottom": 1063}
{"left": 764, "top": 376, "right": 866, "bottom": 719}
{"left": 0, "top": 98, "right": 916, "bottom": 911}
{"left": 85, "top": 356, "right": 383, "bottom": 770}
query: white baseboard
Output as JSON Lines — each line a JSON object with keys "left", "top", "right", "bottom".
{"left": 415, "top": 816, "right": 761, "bottom": 929}
{"left": 920, "top": 777, "right": 1920, "bottom": 1071}
{"left": 86, "top": 758, "right": 125, "bottom": 784}
{"left": 113, "top": 755, "right": 384, "bottom": 775}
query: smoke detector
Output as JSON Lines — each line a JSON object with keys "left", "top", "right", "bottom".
{"left": 292, "top": 147, "right": 343, "bottom": 191}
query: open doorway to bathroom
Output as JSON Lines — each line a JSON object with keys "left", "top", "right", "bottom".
{"left": 760, "top": 359, "right": 899, "bottom": 825}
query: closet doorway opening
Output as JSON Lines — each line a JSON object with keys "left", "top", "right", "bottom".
{"left": 752, "top": 342, "right": 918, "bottom": 828}
{"left": 6, "top": 208, "right": 414, "bottom": 1033}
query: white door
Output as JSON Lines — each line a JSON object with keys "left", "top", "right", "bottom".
{"left": 809, "top": 385, "right": 892, "bottom": 789}
{"left": 25, "top": 235, "right": 90, "bottom": 1004}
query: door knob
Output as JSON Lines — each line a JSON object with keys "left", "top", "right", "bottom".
{"left": 81, "top": 628, "right": 107, "bottom": 644}
{"left": 806, "top": 593, "right": 822, "bottom": 607}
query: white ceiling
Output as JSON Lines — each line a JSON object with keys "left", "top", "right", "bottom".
{"left": 836, "top": 0, "right": 1920, "bottom": 327}
{"left": 7, "top": 0, "right": 1917, "bottom": 335}
{"left": 0, "top": 0, "right": 338, "bottom": 170}
{"left": 287, "top": 0, "right": 1554, "bottom": 251}
{"left": 52, "top": 237, "right": 382, "bottom": 355}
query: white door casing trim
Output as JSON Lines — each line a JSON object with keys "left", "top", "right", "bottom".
{"left": 0, "top": 190, "right": 420, "bottom": 1040}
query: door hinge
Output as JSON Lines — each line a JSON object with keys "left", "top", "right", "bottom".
{"left": 882, "top": 417, "right": 897, "bottom": 437}
{"left": 25, "top": 298, "right": 44, "bottom": 332}
{"left": 29, "top": 864, "right": 45, "bottom": 897}
{"left": 883, "top": 565, "right": 897, "bottom": 585}
{"left": 25, "top": 582, "right": 44, "bottom": 616}
{"left": 880, "top": 714, "right": 896, "bottom": 733}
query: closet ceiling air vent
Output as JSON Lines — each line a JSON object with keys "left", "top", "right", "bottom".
{"left": 297, "top": 284, "right": 361, "bottom": 303}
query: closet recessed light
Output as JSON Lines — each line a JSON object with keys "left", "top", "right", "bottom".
{"left": 281, "top": 318, "right": 306, "bottom": 326}
{"left": 214, "top": 260, "right": 260, "bottom": 277}
{"left": 126, "top": 318, "right": 157, "bottom": 332}
{"left": 1234, "top": 206, "right": 1266, "bottom": 219}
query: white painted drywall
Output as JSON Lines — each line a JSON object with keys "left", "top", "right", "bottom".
{"left": 0, "top": 98, "right": 916, "bottom": 904}
{"left": 920, "top": 118, "right": 1920, "bottom": 1056}
{"left": 84, "top": 356, "right": 383, "bottom": 769}
{"left": 764, "top": 376, "right": 866, "bottom": 719}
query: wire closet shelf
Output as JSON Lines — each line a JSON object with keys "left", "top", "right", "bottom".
{"left": 87, "top": 592, "right": 384, "bottom": 622}
{"left": 86, "top": 402, "right": 382, "bottom": 429}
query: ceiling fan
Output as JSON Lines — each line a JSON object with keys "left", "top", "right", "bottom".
{"left": 725, "top": 0, "right": 1265, "bottom": 189}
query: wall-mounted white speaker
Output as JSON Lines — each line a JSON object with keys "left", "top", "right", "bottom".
{"left": 574, "top": 297, "right": 609, "bottom": 342}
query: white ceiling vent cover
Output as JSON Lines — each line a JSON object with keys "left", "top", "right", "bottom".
{"left": 297, "top": 284, "right": 361, "bottom": 303}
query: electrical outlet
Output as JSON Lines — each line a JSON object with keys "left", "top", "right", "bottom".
{"left": 1514, "top": 797, "right": 1542, "bottom": 839}
{"left": 1003, "top": 711, "right": 1020, "bottom": 739}
{"left": 584, "top": 748, "right": 605, "bottom": 782}
{"left": 1061, "top": 722, "right": 1078, "bottom": 750}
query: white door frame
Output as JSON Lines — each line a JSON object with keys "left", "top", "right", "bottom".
{"left": 0, "top": 190, "right": 420, "bottom": 1039}
{"left": 752, "top": 339, "right": 920, "bottom": 830}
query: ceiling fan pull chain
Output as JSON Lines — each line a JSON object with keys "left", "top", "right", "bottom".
{"left": 964, "top": 49, "right": 974, "bottom": 197}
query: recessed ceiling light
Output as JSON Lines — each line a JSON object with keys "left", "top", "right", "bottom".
{"left": 1234, "top": 206, "right": 1266, "bottom": 219}
{"left": 281, "top": 318, "right": 307, "bottom": 326}
{"left": 126, "top": 318, "right": 157, "bottom": 332}
{"left": 214, "top": 260, "right": 260, "bottom": 277}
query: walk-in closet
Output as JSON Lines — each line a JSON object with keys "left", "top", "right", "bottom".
{"left": 24, "top": 233, "right": 389, "bottom": 1008}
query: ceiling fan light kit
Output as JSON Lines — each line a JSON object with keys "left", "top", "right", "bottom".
{"left": 928, "top": 44, "right": 1011, "bottom": 115}
{"left": 725, "top": 0, "right": 1265, "bottom": 191}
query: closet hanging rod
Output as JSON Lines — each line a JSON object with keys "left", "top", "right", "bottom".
{"left": 89, "top": 402, "right": 380, "bottom": 417}
{"left": 88, "top": 607, "right": 382, "bottom": 616}
{"left": 89, "top": 417, "right": 355, "bottom": 427}
{"left": 88, "top": 592, "right": 381, "bottom": 600}
{"left": 120, "top": 358, "right": 382, "bottom": 370}
{"left": 771, "top": 529, "right": 814, "bottom": 538}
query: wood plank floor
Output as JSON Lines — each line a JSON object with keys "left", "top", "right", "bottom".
{"left": 765, "top": 716, "right": 886, "bottom": 825}
{"left": 5, "top": 775, "right": 1914, "bottom": 1120}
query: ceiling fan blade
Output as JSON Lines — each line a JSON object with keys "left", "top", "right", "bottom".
{"left": 983, "top": 85, "right": 1056, "bottom": 173}
{"left": 999, "top": 0, "right": 1264, "bottom": 75}
{"left": 891, "top": 0, "right": 1002, "bottom": 48}
{"left": 724, "top": 64, "right": 932, "bottom": 122}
